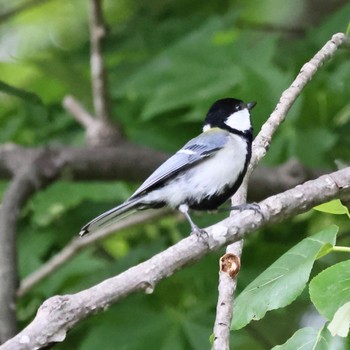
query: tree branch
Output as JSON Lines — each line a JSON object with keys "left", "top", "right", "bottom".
{"left": 62, "top": 95, "right": 96, "bottom": 129}
{"left": 251, "top": 32, "right": 347, "bottom": 170}
{"left": 0, "top": 144, "right": 325, "bottom": 198}
{"left": 83, "top": 0, "right": 123, "bottom": 146}
{"left": 0, "top": 176, "right": 22, "bottom": 341}
{"left": 212, "top": 31, "right": 348, "bottom": 349}
{"left": 0, "top": 149, "right": 62, "bottom": 343}
{"left": 14, "top": 158, "right": 321, "bottom": 296}
{"left": 213, "top": 241, "right": 243, "bottom": 350}
{"left": 213, "top": 162, "right": 248, "bottom": 349}
{"left": 2, "top": 167, "right": 350, "bottom": 349}
{"left": 89, "top": 0, "right": 112, "bottom": 124}
{"left": 62, "top": 0, "right": 122, "bottom": 146}
{"left": 0, "top": 143, "right": 169, "bottom": 182}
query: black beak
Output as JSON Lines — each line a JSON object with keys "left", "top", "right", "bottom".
{"left": 246, "top": 101, "right": 257, "bottom": 110}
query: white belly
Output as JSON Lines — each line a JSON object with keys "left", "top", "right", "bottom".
{"left": 143, "top": 134, "right": 248, "bottom": 208}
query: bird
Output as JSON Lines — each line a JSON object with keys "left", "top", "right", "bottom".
{"left": 79, "top": 97, "right": 256, "bottom": 237}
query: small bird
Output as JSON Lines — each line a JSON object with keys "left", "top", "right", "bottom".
{"left": 80, "top": 98, "right": 256, "bottom": 236}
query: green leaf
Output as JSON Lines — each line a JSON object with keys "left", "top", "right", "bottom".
{"left": 272, "top": 327, "right": 331, "bottom": 350}
{"left": 18, "top": 227, "right": 56, "bottom": 277}
{"left": 29, "top": 249, "right": 108, "bottom": 297}
{"left": 293, "top": 128, "right": 337, "bottom": 168}
{"left": 313, "top": 199, "right": 350, "bottom": 218}
{"left": 29, "top": 181, "right": 131, "bottom": 226}
{"left": 80, "top": 303, "right": 181, "bottom": 350}
{"left": 182, "top": 320, "right": 212, "bottom": 350}
{"left": 119, "top": 18, "right": 244, "bottom": 120}
{"left": 315, "top": 243, "right": 334, "bottom": 259}
{"left": 346, "top": 22, "right": 350, "bottom": 37}
{"left": 232, "top": 226, "right": 338, "bottom": 330}
{"left": 309, "top": 260, "right": 350, "bottom": 320}
{"left": 328, "top": 302, "right": 350, "bottom": 337}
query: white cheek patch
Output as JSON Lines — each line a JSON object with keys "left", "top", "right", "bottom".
{"left": 225, "top": 109, "right": 251, "bottom": 132}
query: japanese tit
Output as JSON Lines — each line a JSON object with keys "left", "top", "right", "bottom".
{"left": 80, "top": 98, "right": 256, "bottom": 236}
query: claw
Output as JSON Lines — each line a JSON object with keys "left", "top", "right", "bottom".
{"left": 229, "top": 202, "right": 262, "bottom": 214}
{"left": 191, "top": 226, "right": 209, "bottom": 240}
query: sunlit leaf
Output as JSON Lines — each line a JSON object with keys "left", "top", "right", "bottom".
{"left": 314, "top": 199, "right": 350, "bottom": 218}
{"left": 232, "top": 226, "right": 338, "bottom": 330}
{"left": 310, "top": 260, "right": 350, "bottom": 320}
{"left": 328, "top": 302, "right": 350, "bottom": 337}
{"left": 272, "top": 327, "right": 331, "bottom": 350}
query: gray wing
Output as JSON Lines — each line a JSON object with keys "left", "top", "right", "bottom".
{"left": 130, "top": 129, "right": 229, "bottom": 198}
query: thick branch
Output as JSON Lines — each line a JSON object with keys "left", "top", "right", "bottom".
{"left": 2, "top": 167, "right": 350, "bottom": 349}
{"left": 0, "top": 176, "right": 23, "bottom": 341}
{"left": 0, "top": 144, "right": 324, "bottom": 199}
{"left": 213, "top": 241, "right": 243, "bottom": 350}
{"left": 0, "top": 149, "right": 62, "bottom": 343}
{"left": 0, "top": 143, "right": 169, "bottom": 182}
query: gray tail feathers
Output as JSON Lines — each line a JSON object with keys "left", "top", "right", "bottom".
{"left": 79, "top": 198, "right": 143, "bottom": 236}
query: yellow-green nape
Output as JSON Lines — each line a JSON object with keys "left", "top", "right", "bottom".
{"left": 203, "top": 125, "right": 221, "bottom": 132}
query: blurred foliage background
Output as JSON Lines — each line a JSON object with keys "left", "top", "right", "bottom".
{"left": 1, "top": 0, "right": 350, "bottom": 349}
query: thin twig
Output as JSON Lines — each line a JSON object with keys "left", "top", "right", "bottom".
{"left": 212, "top": 32, "right": 348, "bottom": 349}
{"left": 17, "top": 209, "right": 169, "bottom": 297}
{"left": 88, "top": 0, "right": 113, "bottom": 123}
{"left": 64, "top": 0, "right": 122, "bottom": 146}
{"left": 251, "top": 33, "right": 348, "bottom": 170}
{"left": 67, "top": 0, "right": 122, "bottom": 146}
{"left": 2, "top": 167, "right": 350, "bottom": 350}
{"left": 62, "top": 95, "right": 95, "bottom": 129}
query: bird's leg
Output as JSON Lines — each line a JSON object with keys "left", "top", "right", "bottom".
{"left": 178, "top": 204, "right": 208, "bottom": 238}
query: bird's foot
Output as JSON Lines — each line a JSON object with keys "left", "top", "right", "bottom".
{"left": 229, "top": 202, "right": 262, "bottom": 214}
{"left": 190, "top": 225, "right": 209, "bottom": 241}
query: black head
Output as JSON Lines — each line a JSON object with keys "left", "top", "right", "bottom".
{"left": 203, "top": 98, "right": 256, "bottom": 134}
